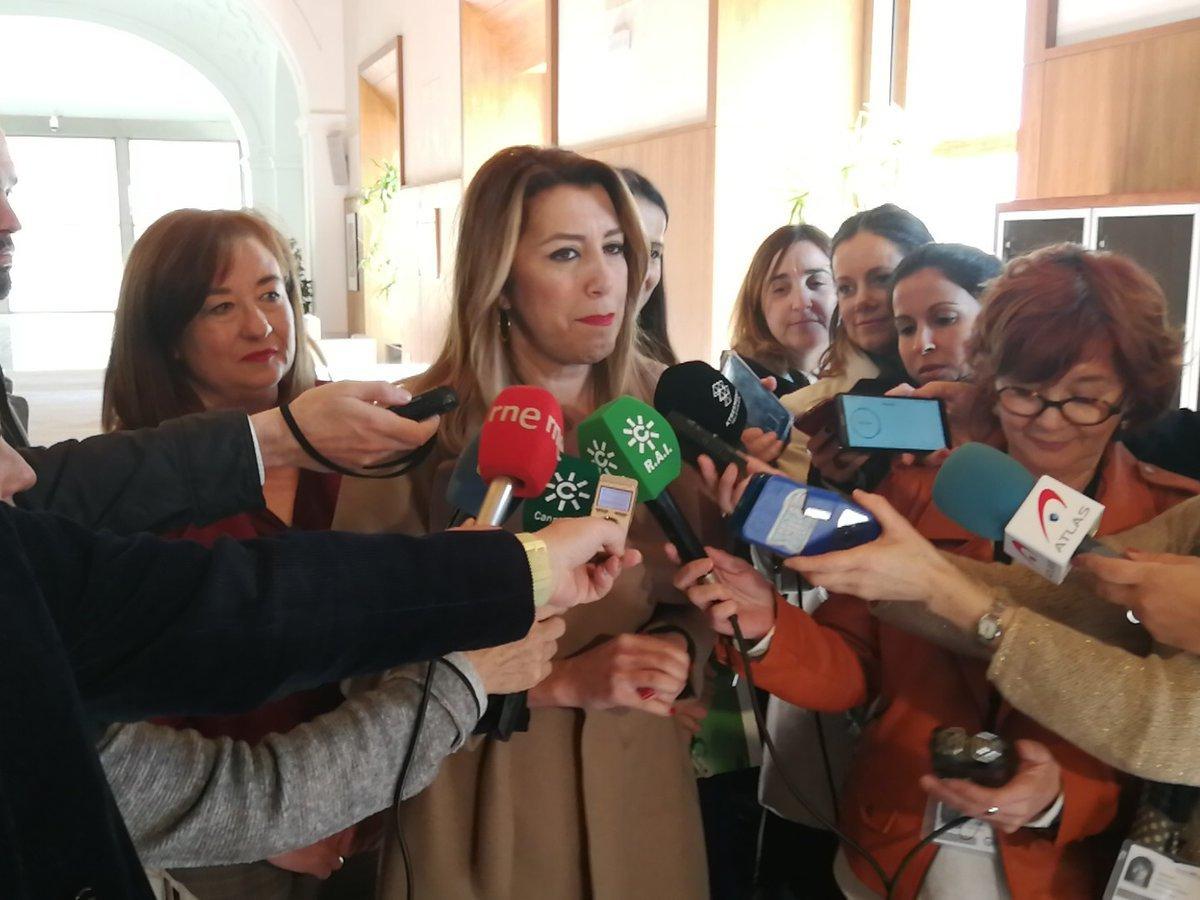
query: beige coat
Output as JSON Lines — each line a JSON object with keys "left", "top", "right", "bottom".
{"left": 332, "top": 432, "right": 717, "bottom": 900}
{"left": 774, "top": 351, "right": 881, "bottom": 482}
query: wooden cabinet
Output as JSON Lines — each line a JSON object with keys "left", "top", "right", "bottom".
{"left": 996, "top": 196, "right": 1200, "bottom": 409}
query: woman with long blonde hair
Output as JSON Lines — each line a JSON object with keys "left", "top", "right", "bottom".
{"left": 334, "top": 145, "right": 714, "bottom": 899}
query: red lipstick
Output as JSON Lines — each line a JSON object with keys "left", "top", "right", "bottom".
{"left": 578, "top": 313, "right": 615, "bottom": 327}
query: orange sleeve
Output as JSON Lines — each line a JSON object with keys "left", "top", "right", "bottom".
{"left": 1036, "top": 732, "right": 1124, "bottom": 847}
{"left": 722, "top": 594, "right": 875, "bottom": 713}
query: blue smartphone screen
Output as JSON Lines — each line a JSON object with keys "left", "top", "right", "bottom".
{"left": 838, "top": 395, "right": 947, "bottom": 451}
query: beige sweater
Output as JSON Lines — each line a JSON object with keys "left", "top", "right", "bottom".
{"left": 875, "top": 497, "right": 1200, "bottom": 785}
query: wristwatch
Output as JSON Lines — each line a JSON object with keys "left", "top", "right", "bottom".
{"left": 975, "top": 602, "right": 1007, "bottom": 648}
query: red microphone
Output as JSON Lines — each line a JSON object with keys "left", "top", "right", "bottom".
{"left": 477, "top": 386, "right": 564, "bottom": 525}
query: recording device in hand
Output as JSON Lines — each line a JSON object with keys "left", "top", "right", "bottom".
{"left": 589, "top": 473, "right": 638, "bottom": 544}
{"left": 930, "top": 727, "right": 1017, "bottom": 788}
{"left": 932, "top": 442, "right": 1120, "bottom": 584}
{"left": 477, "top": 386, "right": 564, "bottom": 526}
{"left": 522, "top": 454, "right": 601, "bottom": 531}
{"left": 836, "top": 394, "right": 949, "bottom": 453}
{"left": 653, "top": 361, "right": 747, "bottom": 463}
{"left": 390, "top": 385, "right": 459, "bottom": 421}
{"left": 730, "top": 473, "right": 881, "bottom": 558}
{"left": 719, "top": 350, "right": 793, "bottom": 441}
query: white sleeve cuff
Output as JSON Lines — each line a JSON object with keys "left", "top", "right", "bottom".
{"left": 1025, "top": 791, "right": 1065, "bottom": 829}
{"left": 247, "top": 415, "right": 265, "bottom": 485}
{"left": 747, "top": 626, "right": 777, "bottom": 659}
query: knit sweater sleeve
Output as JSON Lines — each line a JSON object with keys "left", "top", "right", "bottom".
{"left": 99, "top": 654, "right": 485, "bottom": 867}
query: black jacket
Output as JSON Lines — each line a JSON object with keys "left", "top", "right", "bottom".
{"left": 0, "top": 507, "right": 535, "bottom": 899}
{"left": 15, "top": 409, "right": 264, "bottom": 533}
{"left": 1124, "top": 409, "right": 1200, "bottom": 481}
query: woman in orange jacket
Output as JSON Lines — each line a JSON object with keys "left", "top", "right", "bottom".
{"left": 676, "top": 245, "right": 1200, "bottom": 898}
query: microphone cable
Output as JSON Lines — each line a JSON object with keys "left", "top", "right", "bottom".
{"left": 393, "top": 658, "right": 438, "bottom": 900}
{"left": 727, "top": 615, "right": 967, "bottom": 898}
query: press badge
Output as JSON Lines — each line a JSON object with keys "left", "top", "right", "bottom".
{"left": 922, "top": 798, "right": 997, "bottom": 857}
{"left": 1102, "top": 842, "right": 1200, "bottom": 899}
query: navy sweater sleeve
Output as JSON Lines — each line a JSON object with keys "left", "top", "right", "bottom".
{"left": 4, "top": 506, "right": 533, "bottom": 721}
{"left": 15, "top": 410, "right": 264, "bottom": 533}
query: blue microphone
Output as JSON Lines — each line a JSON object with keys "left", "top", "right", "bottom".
{"left": 932, "top": 442, "right": 1121, "bottom": 584}
{"left": 931, "top": 443, "right": 1035, "bottom": 541}
{"left": 730, "top": 473, "right": 881, "bottom": 557}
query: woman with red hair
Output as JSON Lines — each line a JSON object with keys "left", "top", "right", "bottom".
{"left": 675, "top": 244, "right": 1200, "bottom": 898}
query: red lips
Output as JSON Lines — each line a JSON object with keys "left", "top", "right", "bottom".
{"left": 578, "top": 313, "right": 615, "bottom": 327}
{"left": 241, "top": 348, "right": 278, "bottom": 363}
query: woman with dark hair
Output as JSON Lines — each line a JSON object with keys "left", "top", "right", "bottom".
{"left": 620, "top": 167, "right": 677, "bottom": 365}
{"left": 890, "top": 242, "right": 1002, "bottom": 385}
{"left": 728, "top": 224, "right": 834, "bottom": 396}
{"left": 102, "top": 208, "right": 367, "bottom": 896}
{"left": 763, "top": 204, "right": 933, "bottom": 485}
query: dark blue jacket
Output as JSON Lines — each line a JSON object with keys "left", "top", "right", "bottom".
{"left": 0, "top": 508, "right": 534, "bottom": 899}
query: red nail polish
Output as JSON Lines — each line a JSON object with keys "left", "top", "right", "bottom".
{"left": 637, "top": 687, "right": 655, "bottom": 700}
{"left": 670, "top": 707, "right": 677, "bottom": 715}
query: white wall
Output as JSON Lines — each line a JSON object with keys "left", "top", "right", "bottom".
{"left": 0, "top": 0, "right": 353, "bottom": 335}
{"left": 250, "top": 0, "right": 350, "bottom": 335}
{"left": 342, "top": 0, "right": 463, "bottom": 189}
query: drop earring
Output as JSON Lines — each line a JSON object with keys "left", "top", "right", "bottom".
{"left": 499, "top": 308, "right": 511, "bottom": 342}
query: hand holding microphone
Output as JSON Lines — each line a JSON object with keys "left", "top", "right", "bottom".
{"left": 668, "top": 543, "right": 778, "bottom": 639}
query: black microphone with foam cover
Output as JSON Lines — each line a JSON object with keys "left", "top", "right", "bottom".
{"left": 654, "top": 361, "right": 747, "bottom": 464}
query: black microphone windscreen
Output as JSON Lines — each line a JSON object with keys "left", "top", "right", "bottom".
{"left": 654, "top": 361, "right": 747, "bottom": 462}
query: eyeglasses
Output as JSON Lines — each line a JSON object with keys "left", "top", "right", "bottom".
{"left": 996, "top": 386, "right": 1123, "bottom": 426}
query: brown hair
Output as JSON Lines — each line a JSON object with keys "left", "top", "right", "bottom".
{"left": 729, "top": 224, "right": 832, "bottom": 375}
{"left": 413, "top": 145, "right": 656, "bottom": 455}
{"left": 102, "top": 208, "right": 314, "bottom": 431}
{"left": 819, "top": 203, "right": 933, "bottom": 378}
{"left": 968, "top": 244, "right": 1182, "bottom": 430}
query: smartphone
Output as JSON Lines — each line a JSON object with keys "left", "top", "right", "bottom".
{"left": 835, "top": 394, "right": 948, "bottom": 453}
{"left": 793, "top": 397, "right": 837, "bottom": 437}
{"left": 719, "top": 351, "right": 793, "bottom": 441}
{"left": 391, "top": 386, "right": 458, "bottom": 421}
{"left": 730, "top": 473, "right": 881, "bottom": 557}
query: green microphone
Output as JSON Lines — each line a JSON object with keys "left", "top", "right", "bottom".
{"left": 522, "top": 454, "right": 601, "bottom": 532}
{"left": 577, "top": 396, "right": 681, "bottom": 500}
{"left": 577, "top": 397, "right": 706, "bottom": 561}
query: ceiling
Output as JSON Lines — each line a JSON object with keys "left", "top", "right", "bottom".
{"left": 0, "top": 15, "right": 235, "bottom": 122}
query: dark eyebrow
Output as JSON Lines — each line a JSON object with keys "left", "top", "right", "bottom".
{"left": 803, "top": 267, "right": 829, "bottom": 276}
{"left": 539, "top": 228, "right": 624, "bottom": 247}
{"left": 206, "top": 274, "right": 282, "bottom": 296}
{"left": 540, "top": 233, "right": 585, "bottom": 245}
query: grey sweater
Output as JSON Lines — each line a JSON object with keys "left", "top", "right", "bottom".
{"left": 99, "top": 655, "right": 484, "bottom": 868}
